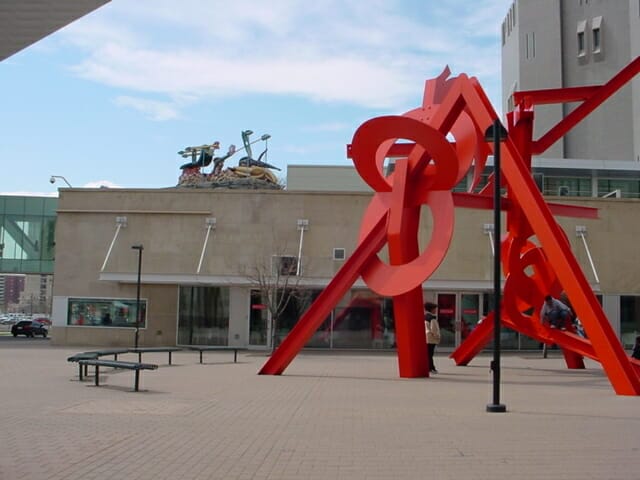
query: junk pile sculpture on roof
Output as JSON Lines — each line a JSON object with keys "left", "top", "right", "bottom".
{"left": 177, "top": 130, "right": 282, "bottom": 189}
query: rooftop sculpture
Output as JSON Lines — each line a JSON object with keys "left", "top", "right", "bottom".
{"left": 177, "top": 130, "right": 282, "bottom": 189}
{"left": 259, "top": 58, "right": 640, "bottom": 396}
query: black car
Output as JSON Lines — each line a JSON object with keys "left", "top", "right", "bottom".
{"left": 11, "top": 320, "right": 48, "bottom": 338}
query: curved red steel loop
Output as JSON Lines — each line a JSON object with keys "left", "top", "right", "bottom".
{"left": 502, "top": 235, "right": 559, "bottom": 326}
{"left": 350, "top": 115, "right": 461, "bottom": 295}
{"left": 351, "top": 115, "right": 460, "bottom": 193}
{"left": 359, "top": 190, "right": 454, "bottom": 296}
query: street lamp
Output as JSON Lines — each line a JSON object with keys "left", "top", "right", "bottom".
{"left": 49, "top": 175, "right": 72, "bottom": 187}
{"left": 484, "top": 119, "right": 508, "bottom": 414}
{"left": 131, "top": 244, "right": 144, "bottom": 349}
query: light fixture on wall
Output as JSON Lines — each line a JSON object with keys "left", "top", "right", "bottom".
{"left": 197, "top": 217, "right": 217, "bottom": 274}
{"left": 100, "top": 216, "right": 128, "bottom": 272}
{"left": 576, "top": 225, "right": 600, "bottom": 284}
{"left": 100, "top": 216, "right": 127, "bottom": 272}
{"left": 296, "top": 219, "right": 309, "bottom": 276}
{"left": 49, "top": 175, "right": 72, "bottom": 187}
{"left": 483, "top": 223, "right": 495, "bottom": 256}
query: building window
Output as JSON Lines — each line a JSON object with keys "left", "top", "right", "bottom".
{"left": 577, "top": 20, "right": 587, "bottom": 58}
{"left": 592, "top": 28, "right": 600, "bottom": 50}
{"left": 67, "top": 297, "right": 146, "bottom": 327}
{"left": 592, "top": 16, "right": 603, "bottom": 57}
{"left": 333, "top": 248, "right": 346, "bottom": 261}
{"left": 598, "top": 178, "right": 640, "bottom": 199}
{"left": 177, "top": 286, "right": 229, "bottom": 345}
{"left": 544, "top": 176, "right": 592, "bottom": 197}
{"left": 525, "top": 32, "right": 536, "bottom": 59}
{"left": 620, "top": 296, "right": 640, "bottom": 348}
{"left": 273, "top": 255, "right": 299, "bottom": 276}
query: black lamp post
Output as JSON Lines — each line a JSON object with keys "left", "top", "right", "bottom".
{"left": 131, "top": 244, "right": 144, "bottom": 349}
{"left": 484, "top": 119, "right": 507, "bottom": 413}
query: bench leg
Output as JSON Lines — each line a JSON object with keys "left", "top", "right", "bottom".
{"left": 234, "top": 349, "right": 238, "bottom": 363}
{"left": 78, "top": 364, "right": 83, "bottom": 381}
{"left": 95, "top": 366, "right": 100, "bottom": 387}
{"left": 135, "top": 370, "right": 140, "bottom": 392}
{"left": 138, "top": 352, "right": 142, "bottom": 363}
{"left": 200, "top": 351, "right": 203, "bottom": 364}
{"left": 169, "top": 351, "right": 172, "bottom": 365}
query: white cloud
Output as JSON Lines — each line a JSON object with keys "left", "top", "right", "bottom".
{"left": 60, "top": 0, "right": 510, "bottom": 114}
{"left": 113, "top": 96, "right": 181, "bottom": 121}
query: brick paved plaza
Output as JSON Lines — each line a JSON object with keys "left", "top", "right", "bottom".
{"left": 1, "top": 340, "right": 639, "bottom": 479}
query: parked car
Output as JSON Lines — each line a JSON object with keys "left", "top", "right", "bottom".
{"left": 11, "top": 320, "right": 48, "bottom": 338}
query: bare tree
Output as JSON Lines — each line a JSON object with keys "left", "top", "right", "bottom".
{"left": 244, "top": 251, "right": 306, "bottom": 352}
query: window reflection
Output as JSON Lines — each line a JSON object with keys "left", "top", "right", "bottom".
{"left": 178, "top": 286, "right": 229, "bottom": 345}
{"left": 67, "top": 298, "right": 146, "bottom": 327}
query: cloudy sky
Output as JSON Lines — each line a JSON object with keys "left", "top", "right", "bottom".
{"left": 0, "top": 0, "right": 513, "bottom": 195}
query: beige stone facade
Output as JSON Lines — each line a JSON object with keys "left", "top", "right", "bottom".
{"left": 50, "top": 187, "right": 640, "bottom": 348}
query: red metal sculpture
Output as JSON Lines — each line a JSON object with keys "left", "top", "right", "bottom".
{"left": 260, "top": 58, "right": 640, "bottom": 395}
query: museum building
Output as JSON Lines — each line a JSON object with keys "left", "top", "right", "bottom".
{"left": 47, "top": 173, "right": 640, "bottom": 352}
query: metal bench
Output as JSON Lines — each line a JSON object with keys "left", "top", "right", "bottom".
{"left": 185, "top": 346, "right": 248, "bottom": 364}
{"left": 67, "top": 352, "right": 99, "bottom": 381}
{"left": 67, "top": 348, "right": 131, "bottom": 380}
{"left": 128, "top": 347, "right": 182, "bottom": 365}
{"left": 78, "top": 359, "right": 158, "bottom": 391}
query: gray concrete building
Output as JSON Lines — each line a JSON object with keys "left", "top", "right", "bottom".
{"left": 502, "top": 0, "right": 640, "bottom": 161}
{"left": 501, "top": 0, "right": 640, "bottom": 198}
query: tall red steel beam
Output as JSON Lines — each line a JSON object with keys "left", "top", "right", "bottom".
{"left": 441, "top": 60, "right": 640, "bottom": 394}
{"left": 507, "top": 106, "right": 585, "bottom": 369}
{"left": 385, "top": 158, "right": 429, "bottom": 377}
{"left": 499, "top": 138, "right": 640, "bottom": 395}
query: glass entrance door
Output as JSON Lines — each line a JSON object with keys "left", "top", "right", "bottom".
{"left": 436, "top": 293, "right": 456, "bottom": 348}
{"left": 436, "top": 292, "right": 482, "bottom": 348}
{"left": 460, "top": 293, "right": 481, "bottom": 344}
{"left": 249, "top": 290, "right": 268, "bottom": 347}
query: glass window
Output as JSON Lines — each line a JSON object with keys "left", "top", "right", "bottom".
{"left": 453, "top": 176, "right": 468, "bottom": 193}
{"left": 592, "top": 28, "right": 600, "bottom": 51}
{"left": 577, "top": 31, "right": 585, "bottom": 53}
{"left": 620, "top": 296, "right": 640, "bottom": 348}
{"left": 274, "top": 288, "right": 322, "bottom": 347}
{"left": 249, "top": 290, "right": 269, "bottom": 346}
{"left": 0, "top": 196, "right": 57, "bottom": 274}
{"left": 597, "top": 178, "right": 640, "bottom": 199}
{"left": 591, "top": 16, "right": 603, "bottom": 54}
{"left": 544, "top": 176, "right": 592, "bottom": 197}
{"left": 316, "top": 290, "right": 380, "bottom": 349}
{"left": 177, "top": 286, "right": 229, "bottom": 345}
{"left": 576, "top": 19, "right": 587, "bottom": 57}
{"left": 67, "top": 298, "right": 146, "bottom": 327}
